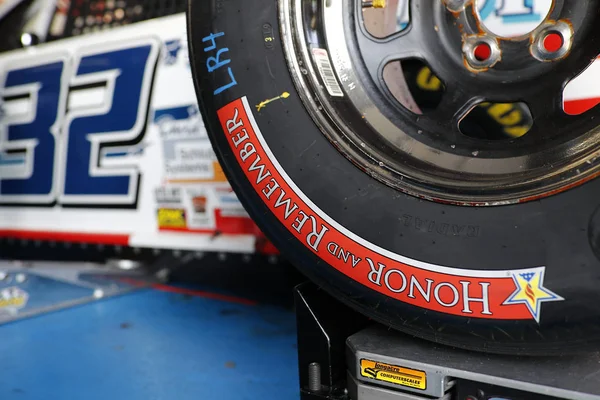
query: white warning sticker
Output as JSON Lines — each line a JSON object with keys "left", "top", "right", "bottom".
{"left": 312, "top": 48, "right": 344, "bottom": 97}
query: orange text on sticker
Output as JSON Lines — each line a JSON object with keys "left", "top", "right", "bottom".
{"left": 360, "top": 359, "right": 426, "bottom": 390}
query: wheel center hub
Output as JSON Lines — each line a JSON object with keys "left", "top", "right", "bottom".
{"left": 444, "top": 0, "right": 574, "bottom": 70}
{"left": 474, "top": 0, "right": 553, "bottom": 38}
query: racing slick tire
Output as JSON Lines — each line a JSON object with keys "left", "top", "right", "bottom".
{"left": 187, "top": 0, "right": 600, "bottom": 355}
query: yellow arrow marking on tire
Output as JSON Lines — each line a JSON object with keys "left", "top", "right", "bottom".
{"left": 256, "top": 92, "right": 290, "bottom": 112}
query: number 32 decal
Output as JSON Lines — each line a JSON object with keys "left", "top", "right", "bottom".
{"left": 0, "top": 37, "right": 159, "bottom": 206}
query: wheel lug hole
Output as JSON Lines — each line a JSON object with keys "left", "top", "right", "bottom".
{"left": 463, "top": 36, "right": 500, "bottom": 70}
{"left": 531, "top": 21, "right": 573, "bottom": 62}
{"left": 474, "top": 42, "right": 491, "bottom": 62}
{"left": 542, "top": 32, "right": 564, "bottom": 53}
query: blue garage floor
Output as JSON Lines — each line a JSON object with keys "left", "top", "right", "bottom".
{"left": 0, "top": 287, "right": 300, "bottom": 400}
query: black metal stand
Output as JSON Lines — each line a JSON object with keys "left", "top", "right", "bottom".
{"left": 294, "top": 282, "right": 368, "bottom": 400}
{"left": 294, "top": 281, "right": 600, "bottom": 400}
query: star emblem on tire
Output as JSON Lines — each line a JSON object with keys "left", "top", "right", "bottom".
{"left": 503, "top": 267, "right": 564, "bottom": 323}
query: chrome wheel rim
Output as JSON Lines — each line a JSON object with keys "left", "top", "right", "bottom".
{"left": 280, "top": 0, "right": 600, "bottom": 206}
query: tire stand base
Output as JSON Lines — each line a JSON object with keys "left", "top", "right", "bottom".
{"left": 294, "top": 282, "right": 600, "bottom": 400}
{"left": 0, "top": 259, "right": 157, "bottom": 324}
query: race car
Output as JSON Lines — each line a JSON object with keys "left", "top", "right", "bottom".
{"left": 0, "top": 0, "right": 277, "bottom": 255}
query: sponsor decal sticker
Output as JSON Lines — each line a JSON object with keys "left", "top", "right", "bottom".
{"left": 155, "top": 187, "right": 183, "bottom": 205}
{"left": 360, "top": 359, "right": 426, "bottom": 390}
{"left": 216, "top": 97, "right": 564, "bottom": 321}
{"left": 154, "top": 105, "right": 220, "bottom": 181}
{"left": 184, "top": 188, "right": 215, "bottom": 230}
{"left": 157, "top": 208, "right": 187, "bottom": 229}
